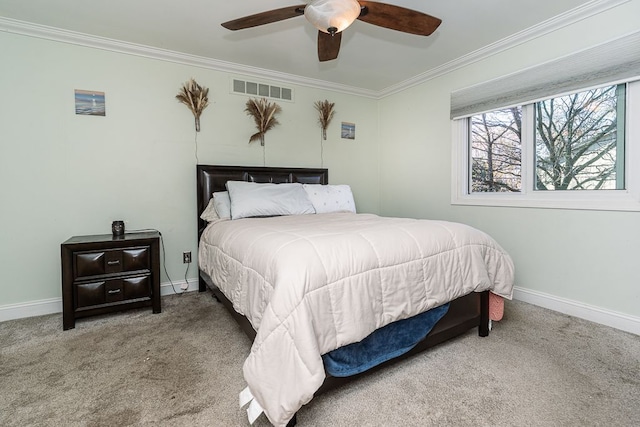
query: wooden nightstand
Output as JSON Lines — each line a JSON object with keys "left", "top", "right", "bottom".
{"left": 61, "top": 231, "right": 161, "bottom": 330}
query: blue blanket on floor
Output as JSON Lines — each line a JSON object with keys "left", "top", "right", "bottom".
{"left": 322, "top": 303, "right": 450, "bottom": 377}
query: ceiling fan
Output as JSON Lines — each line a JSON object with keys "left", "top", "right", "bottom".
{"left": 221, "top": 0, "right": 442, "bottom": 62}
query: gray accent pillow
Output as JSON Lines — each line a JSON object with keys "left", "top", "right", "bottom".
{"left": 226, "top": 181, "right": 316, "bottom": 220}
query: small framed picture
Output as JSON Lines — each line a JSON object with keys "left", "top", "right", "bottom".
{"left": 341, "top": 122, "right": 355, "bottom": 139}
{"left": 75, "top": 90, "right": 106, "bottom": 116}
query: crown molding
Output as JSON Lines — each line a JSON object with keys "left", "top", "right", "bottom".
{"left": 0, "top": 0, "right": 628, "bottom": 100}
{"left": 0, "top": 16, "right": 378, "bottom": 99}
{"left": 378, "top": 0, "right": 631, "bottom": 98}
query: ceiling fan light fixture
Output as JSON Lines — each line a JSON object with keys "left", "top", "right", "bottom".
{"left": 304, "top": 0, "right": 361, "bottom": 34}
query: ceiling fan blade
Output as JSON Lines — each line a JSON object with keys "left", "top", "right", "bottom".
{"left": 318, "top": 31, "right": 342, "bottom": 62}
{"left": 222, "top": 5, "right": 306, "bottom": 30}
{"left": 357, "top": 1, "right": 442, "bottom": 36}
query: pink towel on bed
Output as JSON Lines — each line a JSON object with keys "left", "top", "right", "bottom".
{"left": 489, "top": 292, "right": 504, "bottom": 321}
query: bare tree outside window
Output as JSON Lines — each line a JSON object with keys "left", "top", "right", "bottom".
{"left": 470, "top": 107, "right": 522, "bottom": 192}
{"left": 469, "top": 84, "right": 625, "bottom": 194}
{"left": 535, "top": 84, "right": 624, "bottom": 190}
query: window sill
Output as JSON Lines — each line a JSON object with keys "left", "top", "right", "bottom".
{"left": 451, "top": 191, "right": 640, "bottom": 212}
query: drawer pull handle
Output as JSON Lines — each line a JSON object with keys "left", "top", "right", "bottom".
{"left": 108, "top": 289, "right": 121, "bottom": 294}
{"left": 107, "top": 260, "right": 120, "bottom": 266}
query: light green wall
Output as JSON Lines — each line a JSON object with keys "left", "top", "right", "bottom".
{"left": 0, "top": 32, "right": 379, "bottom": 306}
{"left": 3, "top": 2, "right": 640, "bottom": 320}
{"left": 378, "top": 1, "right": 640, "bottom": 317}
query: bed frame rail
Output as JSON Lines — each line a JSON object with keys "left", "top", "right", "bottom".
{"left": 199, "top": 270, "right": 490, "bottom": 397}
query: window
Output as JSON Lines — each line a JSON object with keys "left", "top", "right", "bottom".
{"left": 469, "top": 84, "right": 625, "bottom": 194}
{"left": 534, "top": 84, "right": 624, "bottom": 192}
{"left": 450, "top": 30, "right": 640, "bottom": 211}
{"left": 470, "top": 107, "right": 522, "bottom": 193}
{"left": 452, "top": 80, "right": 640, "bottom": 211}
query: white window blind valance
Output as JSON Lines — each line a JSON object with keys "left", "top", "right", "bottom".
{"left": 450, "top": 30, "right": 640, "bottom": 119}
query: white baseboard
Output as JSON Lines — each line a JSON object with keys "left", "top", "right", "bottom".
{"left": 513, "top": 286, "right": 640, "bottom": 336}
{"left": 160, "top": 278, "right": 200, "bottom": 295}
{"left": 0, "top": 278, "right": 198, "bottom": 323}
{"left": 3, "top": 283, "right": 638, "bottom": 336}
{"left": 0, "top": 298, "right": 63, "bottom": 323}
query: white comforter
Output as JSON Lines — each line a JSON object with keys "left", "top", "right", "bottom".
{"left": 198, "top": 213, "right": 514, "bottom": 426}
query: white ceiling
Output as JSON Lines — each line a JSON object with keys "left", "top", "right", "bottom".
{"left": 1, "top": 0, "right": 593, "bottom": 92}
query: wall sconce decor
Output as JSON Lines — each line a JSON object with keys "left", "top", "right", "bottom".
{"left": 176, "top": 78, "right": 210, "bottom": 132}
{"left": 245, "top": 98, "right": 282, "bottom": 146}
{"left": 314, "top": 99, "right": 335, "bottom": 141}
{"left": 245, "top": 98, "right": 282, "bottom": 166}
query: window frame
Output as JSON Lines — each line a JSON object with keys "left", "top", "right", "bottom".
{"left": 452, "top": 80, "right": 640, "bottom": 211}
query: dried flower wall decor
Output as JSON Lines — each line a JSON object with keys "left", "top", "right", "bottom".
{"left": 314, "top": 99, "right": 335, "bottom": 167}
{"left": 314, "top": 99, "right": 335, "bottom": 140}
{"left": 244, "top": 98, "right": 282, "bottom": 146}
{"left": 176, "top": 78, "right": 210, "bottom": 132}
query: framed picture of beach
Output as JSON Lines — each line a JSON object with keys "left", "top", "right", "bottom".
{"left": 75, "top": 90, "right": 106, "bottom": 116}
{"left": 341, "top": 122, "right": 355, "bottom": 139}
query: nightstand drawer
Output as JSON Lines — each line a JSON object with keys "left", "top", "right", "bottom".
{"left": 75, "top": 275, "right": 152, "bottom": 309}
{"left": 123, "top": 275, "right": 151, "bottom": 299}
{"left": 76, "top": 281, "right": 106, "bottom": 308}
{"left": 105, "top": 280, "right": 124, "bottom": 303}
{"left": 74, "top": 246, "right": 150, "bottom": 279}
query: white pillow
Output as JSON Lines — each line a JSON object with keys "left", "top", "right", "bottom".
{"left": 212, "top": 191, "right": 232, "bottom": 219}
{"left": 303, "top": 184, "right": 356, "bottom": 213}
{"left": 200, "top": 198, "right": 220, "bottom": 222}
{"left": 226, "top": 181, "right": 316, "bottom": 220}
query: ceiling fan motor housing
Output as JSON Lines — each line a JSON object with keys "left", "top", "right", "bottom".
{"left": 304, "top": 0, "right": 361, "bottom": 34}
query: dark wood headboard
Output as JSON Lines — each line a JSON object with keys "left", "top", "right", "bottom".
{"left": 196, "top": 165, "right": 329, "bottom": 237}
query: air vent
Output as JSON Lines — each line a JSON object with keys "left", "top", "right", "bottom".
{"left": 231, "top": 78, "right": 294, "bottom": 102}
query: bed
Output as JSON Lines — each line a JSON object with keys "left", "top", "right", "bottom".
{"left": 196, "top": 165, "right": 514, "bottom": 427}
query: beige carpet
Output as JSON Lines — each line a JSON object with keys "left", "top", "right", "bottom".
{"left": 1, "top": 292, "right": 638, "bottom": 427}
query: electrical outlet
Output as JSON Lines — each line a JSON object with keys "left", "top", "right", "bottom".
{"left": 183, "top": 251, "right": 192, "bottom": 264}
